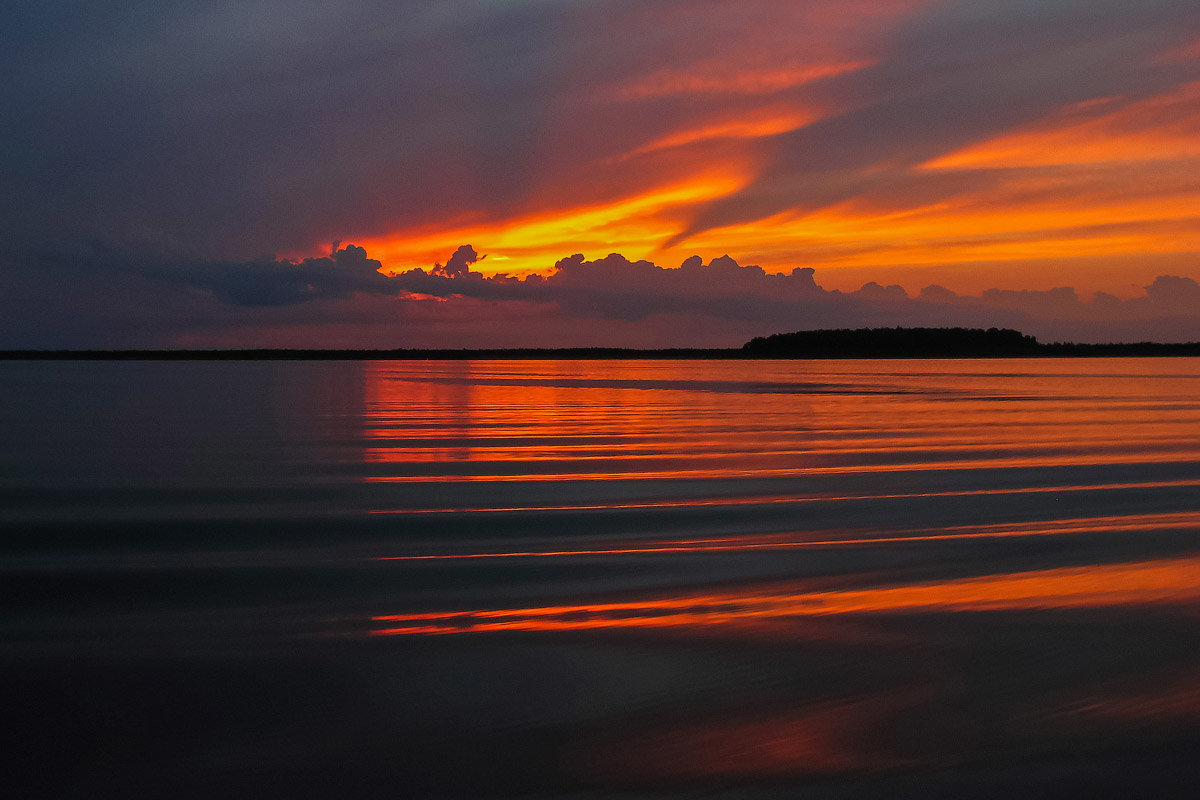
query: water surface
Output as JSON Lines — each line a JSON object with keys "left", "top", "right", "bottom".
{"left": 3, "top": 359, "right": 1199, "bottom": 797}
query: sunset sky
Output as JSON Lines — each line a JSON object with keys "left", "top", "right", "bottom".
{"left": 4, "top": 0, "right": 1200, "bottom": 347}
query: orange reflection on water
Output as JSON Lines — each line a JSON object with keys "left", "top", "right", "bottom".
{"left": 1039, "top": 670, "right": 1200, "bottom": 728}
{"left": 367, "top": 477, "right": 1200, "bottom": 515}
{"left": 374, "top": 511, "right": 1200, "bottom": 562}
{"left": 360, "top": 360, "right": 1200, "bottom": 478}
{"left": 568, "top": 693, "right": 915, "bottom": 784}
{"left": 363, "top": 428, "right": 1200, "bottom": 467}
{"left": 361, "top": 448, "right": 1200, "bottom": 483}
{"left": 372, "top": 554, "right": 1200, "bottom": 636}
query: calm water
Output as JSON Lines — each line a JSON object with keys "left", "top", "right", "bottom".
{"left": 3, "top": 359, "right": 1200, "bottom": 797}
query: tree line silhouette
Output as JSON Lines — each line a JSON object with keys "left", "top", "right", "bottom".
{"left": 3, "top": 328, "right": 1199, "bottom": 359}
{"left": 742, "top": 327, "right": 1041, "bottom": 357}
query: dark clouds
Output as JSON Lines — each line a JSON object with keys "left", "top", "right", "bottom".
{"left": 392, "top": 250, "right": 825, "bottom": 323}
{"left": 432, "top": 245, "right": 484, "bottom": 279}
{"left": 7, "top": 236, "right": 1195, "bottom": 347}
{"left": 387, "top": 247, "right": 1200, "bottom": 344}
{"left": 16, "top": 238, "right": 399, "bottom": 306}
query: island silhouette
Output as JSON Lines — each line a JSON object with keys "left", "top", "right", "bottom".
{"left": 742, "top": 327, "right": 1040, "bottom": 357}
{"left": 3, "top": 328, "right": 1200, "bottom": 359}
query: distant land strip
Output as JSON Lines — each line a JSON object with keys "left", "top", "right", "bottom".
{"left": 3, "top": 329, "right": 1200, "bottom": 359}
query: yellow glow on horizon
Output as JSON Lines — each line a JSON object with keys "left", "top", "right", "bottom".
{"left": 358, "top": 168, "right": 751, "bottom": 276}
{"left": 333, "top": 77, "right": 1200, "bottom": 296}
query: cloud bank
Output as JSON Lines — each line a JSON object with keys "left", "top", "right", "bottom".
{"left": 5, "top": 240, "right": 1197, "bottom": 348}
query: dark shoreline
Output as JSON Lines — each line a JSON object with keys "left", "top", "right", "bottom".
{"left": 4, "top": 344, "right": 1200, "bottom": 360}
{"left": 4, "top": 328, "right": 1200, "bottom": 360}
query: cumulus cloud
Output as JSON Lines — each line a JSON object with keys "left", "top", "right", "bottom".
{"left": 382, "top": 245, "right": 1200, "bottom": 344}
{"left": 431, "top": 245, "right": 484, "bottom": 279}
{"left": 4, "top": 235, "right": 1200, "bottom": 348}
{"left": 1144, "top": 274, "right": 1200, "bottom": 311}
{"left": 390, "top": 250, "right": 828, "bottom": 323}
{"left": 853, "top": 282, "right": 909, "bottom": 302}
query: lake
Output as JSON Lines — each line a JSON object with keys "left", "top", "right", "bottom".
{"left": 3, "top": 358, "right": 1200, "bottom": 797}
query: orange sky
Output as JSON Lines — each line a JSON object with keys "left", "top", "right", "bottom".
{"left": 343, "top": 17, "right": 1200, "bottom": 297}
{"left": 7, "top": 1, "right": 1200, "bottom": 346}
